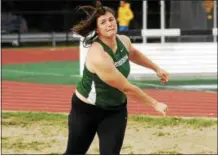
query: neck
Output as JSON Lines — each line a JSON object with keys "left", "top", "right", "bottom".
{"left": 98, "top": 35, "right": 117, "bottom": 51}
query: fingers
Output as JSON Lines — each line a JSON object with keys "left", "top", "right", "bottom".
{"left": 155, "top": 102, "right": 168, "bottom": 116}
{"left": 161, "top": 70, "right": 169, "bottom": 79}
{"left": 165, "top": 107, "right": 168, "bottom": 113}
{"left": 160, "top": 78, "right": 168, "bottom": 85}
{"left": 160, "top": 71, "right": 169, "bottom": 84}
{"left": 165, "top": 74, "right": 169, "bottom": 82}
{"left": 162, "top": 109, "right": 167, "bottom": 116}
{"left": 162, "top": 73, "right": 169, "bottom": 81}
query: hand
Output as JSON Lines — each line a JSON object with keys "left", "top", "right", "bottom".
{"left": 156, "top": 68, "right": 169, "bottom": 85}
{"left": 153, "top": 102, "right": 168, "bottom": 116}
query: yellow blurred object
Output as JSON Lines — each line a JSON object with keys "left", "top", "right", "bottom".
{"left": 202, "top": 0, "right": 214, "bottom": 20}
{"left": 207, "top": 15, "right": 212, "bottom": 20}
{"left": 202, "top": 0, "right": 214, "bottom": 13}
{"left": 117, "top": 3, "right": 134, "bottom": 27}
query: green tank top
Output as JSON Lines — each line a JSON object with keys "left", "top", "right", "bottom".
{"left": 76, "top": 36, "right": 130, "bottom": 109}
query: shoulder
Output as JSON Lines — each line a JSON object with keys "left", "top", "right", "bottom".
{"left": 88, "top": 41, "right": 104, "bottom": 54}
{"left": 117, "top": 34, "right": 131, "bottom": 45}
{"left": 87, "top": 42, "right": 112, "bottom": 65}
{"left": 117, "top": 34, "right": 132, "bottom": 50}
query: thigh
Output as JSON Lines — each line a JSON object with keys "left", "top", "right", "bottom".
{"left": 97, "top": 107, "right": 128, "bottom": 155}
{"left": 64, "top": 95, "right": 98, "bottom": 154}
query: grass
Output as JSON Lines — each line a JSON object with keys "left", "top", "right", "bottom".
{"left": 151, "top": 150, "right": 181, "bottom": 154}
{"left": 6, "top": 140, "right": 49, "bottom": 151}
{"left": 2, "top": 111, "right": 68, "bottom": 128}
{"left": 132, "top": 78, "right": 217, "bottom": 86}
{"left": 2, "top": 111, "right": 67, "bottom": 121}
{"left": 2, "top": 61, "right": 80, "bottom": 85}
{"left": 2, "top": 111, "right": 217, "bottom": 154}
{"left": 49, "top": 152, "right": 60, "bottom": 155}
{"left": 2, "top": 111, "right": 217, "bottom": 128}
{"left": 2, "top": 137, "right": 10, "bottom": 141}
{"left": 129, "top": 115, "right": 217, "bottom": 128}
{"left": 152, "top": 131, "right": 171, "bottom": 137}
{"left": 93, "top": 147, "right": 99, "bottom": 153}
{"left": 122, "top": 145, "right": 133, "bottom": 150}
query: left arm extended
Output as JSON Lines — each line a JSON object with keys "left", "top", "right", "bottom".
{"left": 123, "top": 36, "right": 169, "bottom": 84}
{"left": 129, "top": 45, "right": 160, "bottom": 72}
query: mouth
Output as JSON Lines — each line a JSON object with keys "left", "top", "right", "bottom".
{"left": 107, "top": 29, "right": 115, "bottom": 32}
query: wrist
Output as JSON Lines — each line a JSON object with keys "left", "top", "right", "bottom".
{"left": 151, "top": 101, "right": 158, "bottom": 108}
{"left": 154, "top": 66, "right": 161, "bottom": 73}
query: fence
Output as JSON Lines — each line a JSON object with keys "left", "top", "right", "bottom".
{"left": 1, "top": 28, "right": 218, "bottom": 48}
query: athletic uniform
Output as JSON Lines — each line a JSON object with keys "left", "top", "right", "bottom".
{"left": 64, "top": 36, "right": 130, "bottom": 155}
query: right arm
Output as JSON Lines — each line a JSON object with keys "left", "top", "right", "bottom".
{"left": 88, "top": 43, "right": 167, "bottom": 116}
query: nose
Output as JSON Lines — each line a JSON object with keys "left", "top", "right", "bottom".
{"left": 106, "top": 21, "right": 112, "bottom": 28}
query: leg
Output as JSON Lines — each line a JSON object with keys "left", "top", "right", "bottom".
{"left": 64, "top": 95, "right": 98, "bottom": 155}
{"left": 97, "top": 107, "right": 128, "bottom": 155}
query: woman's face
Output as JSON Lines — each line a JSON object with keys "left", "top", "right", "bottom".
{"left": 96, "top": 11, "right": 117, "bottom": 38}
{"left": 120, "top": 1, "right": 125, "bottom": 7}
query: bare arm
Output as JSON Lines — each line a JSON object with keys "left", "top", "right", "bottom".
{"left": 88, "top": 43, "right": 167, "bottom": 115}
{"left": 122, "top": 36, "right": 160, "bottom": 72}
{"left": 120, "top": 35, "right": 169, "bottom": 84}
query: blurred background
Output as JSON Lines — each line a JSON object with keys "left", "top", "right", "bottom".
{"left": 2, "top": 0, "right": 217, "bottom": 47}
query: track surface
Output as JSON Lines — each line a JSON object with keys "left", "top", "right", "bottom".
{"left": 2, "top": 48, "right": 217, "bottom": 117}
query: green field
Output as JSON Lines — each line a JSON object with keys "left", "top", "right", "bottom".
{"left": 2, "top": 61, "right": 80, "bottom": 85}
{"left": 2, "top": 61, "right": 217, "bottom": 91}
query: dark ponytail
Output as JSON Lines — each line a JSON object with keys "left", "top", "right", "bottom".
{"left": 72, "top": 1, "right": 115, "bottom": 47}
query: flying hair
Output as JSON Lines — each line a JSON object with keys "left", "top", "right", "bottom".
{"left": 72, "top": 0, "right": 115, "bottom": 47}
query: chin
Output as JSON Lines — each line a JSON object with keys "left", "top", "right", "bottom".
{"left": 106, "top": 32, "right": 117, "bottom": 38}
{"left": 106, "top": 35, "right": 116, "bottom": 39}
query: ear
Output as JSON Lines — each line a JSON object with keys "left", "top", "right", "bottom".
{"left": 96, "top": 28, "right": 99, "bottom": 34}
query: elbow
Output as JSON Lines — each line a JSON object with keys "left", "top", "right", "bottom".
{"left": 122, "top": 83, "right": 137, "bottom": 95}
{"left": 104, "top": 79, "right": 121, "bottom": 89}
{"left": 106, "top": 79, "right": 135, "bottom": 94}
